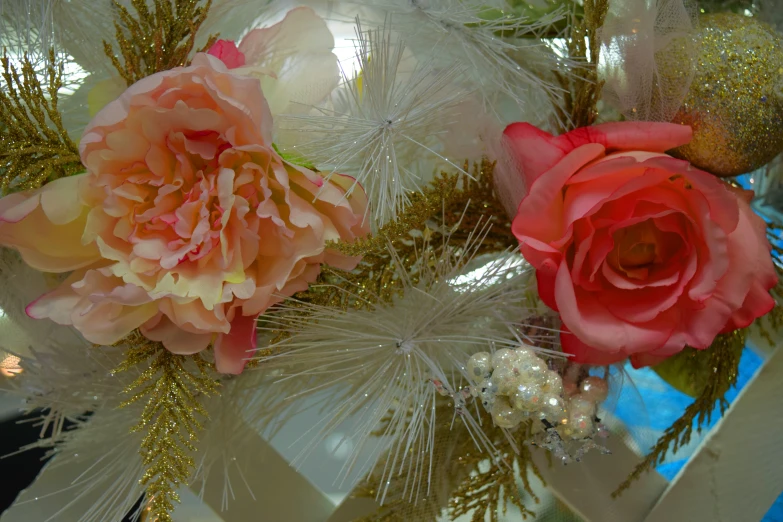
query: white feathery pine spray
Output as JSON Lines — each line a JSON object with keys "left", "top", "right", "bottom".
{"left": 0, "top": 334, "right": 146, "bottom": 521}
{"left": 5, "top": 342, "right": 130, "bottom": 445}
{"left": 279, "top": 19, "right": 472, "bottom": 227}
{"left": 8, "top": 409, "right": 147, "bottom": 522}
{"left": 0, "top": 251, "right": 130, "bottom": 442}
{"left": 190, "top": 371, "right": 279, "bottom": 511}
{"left": 255, "top": 225, "right": 562, "bottom": 501}
{"left": 361, "top": 0, "right": 570, "bottom": 123}
{"left": 0, "top": 0, "right": 116, "bottom": 72}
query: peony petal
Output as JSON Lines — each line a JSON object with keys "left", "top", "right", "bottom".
{"left": 26, "top": 271, "right": 86, "bottom": 324}
{"left": 214, "top": 312, "right": 258, "bottom": 374}
{"left": 39, "top": 174, "right": 89, "bottom": 225}
{"left": 255, "top": 52, "right": 339, "bottom": 115}
{"left": 141, "top": 313, "right": 213, "bottom": 355}
{"left": 0, "top": 175, "right": 101, "bottom": 272}
{"left": 535, "top": 270, "right": 558, "bottom": 311}
{"left": 73, "top": 301, "right": 158, "bottom": 346}
{"left": 503, "top": 122, "right": 692, "bottom": 188}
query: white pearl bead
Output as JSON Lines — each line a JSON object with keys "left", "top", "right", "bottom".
{"left": 477, "top": 378, "right": 498, "bottom": 409}
{"left": 515, "top": 346, "right": 536, "bottom": 360}
{"left": 492, "top": 366, "right": 520, "bottom": 396}
{"left": 569, "top": 395, "right": 596, "bottom": 417}
{"left": 511, "top": 383, "right": 542, "bottom": 411}
{"left": 567, "top": 412, "right": 594, "bottom": 439}
{"left": 543, "top": 370, "right": 564, "bottom": 395}
{"left": 541, "top": 394, "right": 566, "bottom": 422}
{"left": 492, "top": 348, "right": 519, "bottom": 368}
{"left": 467, "top": 352, "right": 492, "bottom": 382}
{"left": 492, "top": 396, "right": 524, "bottom": 428}
{"left": 579, "top": 376, "right": 609, "bottom": 403}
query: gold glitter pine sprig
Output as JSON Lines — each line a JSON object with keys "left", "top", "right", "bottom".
{"left": 552, "top": 0, "right": 609, "bottom": 131}
{"left": 113, "top": 333, "right": 220, "bottom": 522}
{"left": 755, "top": 222, "right": 783, "bottom": 346}
{"left": 353, "top": 405, "right": 544, "bottom": 522}
{"left": 448, "top": 422, "right": 542, "bottom": 522}
{"left": 299, "top": 160, "right": 518, "bottom": 310}
{"left": 104, "top": 0, "right": 217, "bottom": 86}
{"left": 613, "top": 328, "right": 746, "bottom": 497}
{"left": 0, "top": 49, "right": 82, "bottom": 192}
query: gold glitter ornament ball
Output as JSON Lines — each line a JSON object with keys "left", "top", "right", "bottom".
{"left": 670, "top": 13, "right": 783, "bottom": 177}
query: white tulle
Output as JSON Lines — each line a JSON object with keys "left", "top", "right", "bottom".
{"left": 599, "top": 0, "right": 698, "bottom": 123}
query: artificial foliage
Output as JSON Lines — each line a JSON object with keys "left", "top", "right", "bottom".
{"left": 105, "top": 0, "right": 217, "bottom": 85}
{"left": 0, "top": 50, "right": 82, "bottom": 191}
{"left": 0, "top": 0, "right": 781, "bottom": 521}
{"left": 113, "top": 333, "right": 220, "bottom": 521}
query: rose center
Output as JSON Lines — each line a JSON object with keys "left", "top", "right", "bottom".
{"left": 608, "top": 220, "right": 662, "bottom": 279}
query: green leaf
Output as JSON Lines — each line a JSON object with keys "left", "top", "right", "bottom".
{"left": 272, "top": 143, "right": 318, "bottom": 171}
{"left": 652, "top": 343, "right": 744, "bottom": 398}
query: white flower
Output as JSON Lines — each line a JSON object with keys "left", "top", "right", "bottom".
{"left": 234, "top": 7, "right": 340, "bottom": 116}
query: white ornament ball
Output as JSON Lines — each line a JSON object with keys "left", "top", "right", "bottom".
{"left": 477, "top": 378, "right": 498, "bottom": 409}
{"left": 515, "top": 346, "right": 536, "bottom": 360}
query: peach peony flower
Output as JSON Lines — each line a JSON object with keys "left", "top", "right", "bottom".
{"left": 0, "top": 53, "right": 368, "bottom": 374}
{"left": 505, "top": 121, "right": 777, "bottom": 367}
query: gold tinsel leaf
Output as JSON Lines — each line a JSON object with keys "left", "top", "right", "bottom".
{"left": 113, "top": 332, "right": 220, "bottom": 522}
{"left": 104, "top": 0, "right": 217, "bottom": 86}
{"left": 0, "top": 50, "right": 82, "bottom": 191}
{"left": 614, "top": 328, "right": 745, "bottom": 497}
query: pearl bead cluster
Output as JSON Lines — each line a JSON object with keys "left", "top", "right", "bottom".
{"left": 467, "top": 347, "right": 609, "bottom": 440}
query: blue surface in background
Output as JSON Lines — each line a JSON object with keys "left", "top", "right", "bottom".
{"left": 612, "top": 344, "right": 782, "bottom": 520}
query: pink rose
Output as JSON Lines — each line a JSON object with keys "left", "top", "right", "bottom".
{"left": 207, "top": 39, "right": 245, "bottom": 69}
{"left": 505, "top": 121, "right": 777, "bottom": 367}
{"left": 0, "top": 53, "right": 368, "bottom": 374}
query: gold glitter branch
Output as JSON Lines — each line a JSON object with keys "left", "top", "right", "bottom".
{"left": 353, "top": 405, "right": 543, "bottom": 522}
{"left": 553, "top": 0, "right": 608, "bottom": 130}
{"left": 113, "top": 333, "right": 220, "bottom": 522}
{"left": 448, "top": 423, "right": 542, "bottom": 522}
{"left": 613, "top": 329, "right": 745, "bottom": 497}
{"left": 298, "top": 160, "right": 518, "bottom": 311}
{"left": 756, "top": 223, "right": 783, "bottom": 346}
{"left": 0, "top": 49, "right": 82, "bottom": 191}
{"left": 104, "top": 0, "right": 216, "bottom": 86}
